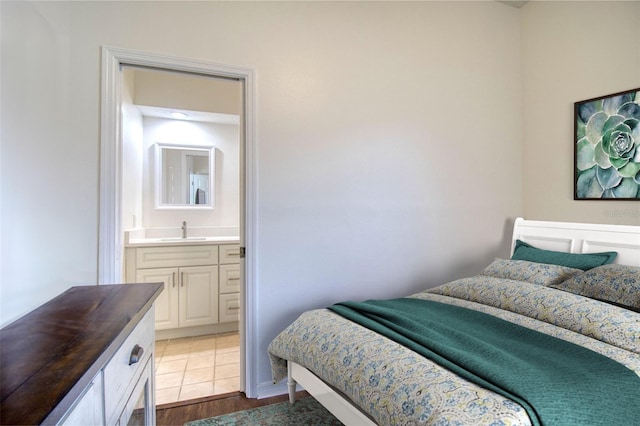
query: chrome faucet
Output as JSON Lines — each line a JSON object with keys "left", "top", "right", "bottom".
{"left": 181, "top": 221, "right": 187, "bottom": 239}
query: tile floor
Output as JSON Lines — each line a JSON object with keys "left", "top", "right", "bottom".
{"left": 154, "top": 333, "right": 240, "bottom": 405}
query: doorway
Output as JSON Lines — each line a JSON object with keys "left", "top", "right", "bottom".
{"left": 99, "top": 47, "right": 257, "bottom": 399}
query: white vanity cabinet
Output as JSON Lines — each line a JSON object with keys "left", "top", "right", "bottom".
{"left": 125, "top": 243, "right": 240, "bottom": 337}
{"left": 136, "top": 265, "right": 218, "bottom": 330}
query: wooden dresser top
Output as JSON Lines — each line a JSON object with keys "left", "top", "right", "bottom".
{"left": 0, "top": 283, "right": 163, "bottom": 425}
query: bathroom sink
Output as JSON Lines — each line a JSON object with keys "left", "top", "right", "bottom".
{"left": 159, "top": 237, "right": 207, "bottom": 242}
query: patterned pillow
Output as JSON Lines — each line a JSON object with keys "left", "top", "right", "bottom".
{"left": 550, "top": 264, "right": 640, "bottom": 311}
{"left": 480, "top": 258, "right": 582, "bottom": 286}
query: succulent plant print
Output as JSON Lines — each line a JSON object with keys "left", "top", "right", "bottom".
{"left": 575, "top": 88, "right": 640, "bottom": 199}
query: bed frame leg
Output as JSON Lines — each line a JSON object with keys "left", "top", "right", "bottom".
{"left": 287, "top": 362, "right": 297, "bottom": 404}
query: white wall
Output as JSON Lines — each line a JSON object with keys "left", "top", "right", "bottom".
{"left": 522, "top": 1, "right": 640, "bottom": 225}
{"left": 140, "top": 117, "right": 240, "bottom": 228}
{"left": 1, "top": 2, "right": 98, "bottom": 326}
{"left": 1, "top": 1, "right": 523, "bottom": 395}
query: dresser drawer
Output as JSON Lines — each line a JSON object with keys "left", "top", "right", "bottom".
{"left": 219, "top": 264, "right": 240, "bottom": 294}
{"left": 136, "top": 245, "right": 218, "bottom": 269}
{"left": 219, "top": 293, "right": 240, "bottom": 323}
{"left": 103, "top": 308, "right": 155, "bottom": 423}
{"left": 219, "top": 244, "right": 241, "bottom": 264}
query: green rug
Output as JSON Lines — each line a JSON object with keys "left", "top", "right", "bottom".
{"left": 184, "top": 397, "right": 344, "bottom": 425}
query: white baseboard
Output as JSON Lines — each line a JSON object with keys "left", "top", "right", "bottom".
{"left": 155, "top": 322, "right": 238, "bottom": 340}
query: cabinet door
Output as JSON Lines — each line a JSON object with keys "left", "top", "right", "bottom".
{"left": 58, "top": 373, "right": 104, "bottom": 426}
{"left": 179, "top": 265, "right": 219, "bottom": 328}
{"left": 115, "top": 359, "right": 155, "bottom": 426}
{"left": 136, "top": 268, "right": 179, "bottom": 330}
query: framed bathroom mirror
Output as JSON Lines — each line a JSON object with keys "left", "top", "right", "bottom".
{"left": 155, "top": 143, "right": 215, "bottom": 209}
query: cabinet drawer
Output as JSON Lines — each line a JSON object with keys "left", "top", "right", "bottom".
{"left": 136, "top": 245, "right": 218, "bottom": 269}
{"left": 219, "top": 293, "right": 240, "bottom": 323}
{"left": 103, "top": 308, "right": 154, "bottom": 423}
{"left": 219, "top": 264, "right": 240, "bottom": 294}
{"left": 219, "top": 244, "right": 241, "bottom": 264}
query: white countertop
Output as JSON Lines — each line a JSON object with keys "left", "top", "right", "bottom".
{"left": 125, "top": 236, "right": 240, "bottom": 247}
{"left": 124, "top": 227, "right": 240, "bottom": 247}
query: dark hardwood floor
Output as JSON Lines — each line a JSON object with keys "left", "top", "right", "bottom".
{"left": 156, "top": 391, "right": 311, "bottom": 425}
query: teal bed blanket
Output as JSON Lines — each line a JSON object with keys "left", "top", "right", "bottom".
{"left": 329, "top": 298, "right": 640, "bottom": 426}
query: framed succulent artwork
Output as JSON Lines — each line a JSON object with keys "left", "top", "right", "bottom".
{"left": 574, "top": 87, "right": 640, "bottom": 200}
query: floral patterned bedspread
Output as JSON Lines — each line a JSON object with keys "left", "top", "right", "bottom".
{"left": 268, "top": 271, "right": 640, "bottom": 425}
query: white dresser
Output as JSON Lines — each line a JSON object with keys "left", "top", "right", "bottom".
{"left": 0, "top": 283, "right": 163, "bottom": 425}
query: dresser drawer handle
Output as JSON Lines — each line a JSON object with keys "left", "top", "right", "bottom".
{"left": 129, "top": 344, "right": 144, "bottom": 365}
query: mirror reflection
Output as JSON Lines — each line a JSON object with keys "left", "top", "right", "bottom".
{"left": 155, "top": 144, "right": 215, "bottom": 208}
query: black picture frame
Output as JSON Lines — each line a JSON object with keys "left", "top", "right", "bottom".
{"left": 574, "top": 87, "right": 640, "bottom": 200}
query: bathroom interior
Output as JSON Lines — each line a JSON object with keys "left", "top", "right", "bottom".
{"left": 120, "top": 66, "right": 242, "bottom": 405}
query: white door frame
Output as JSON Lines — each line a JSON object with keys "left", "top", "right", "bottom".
{"left": 99, "top": 46, "right": 258, "bottom": 397}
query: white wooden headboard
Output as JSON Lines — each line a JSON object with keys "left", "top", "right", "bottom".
{"left": 511, "top": 218, "right": 640, "bottom": 267}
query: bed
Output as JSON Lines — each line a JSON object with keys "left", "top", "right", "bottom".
{"left": 268, "top": 218, "right": 640, "bottom": 425}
